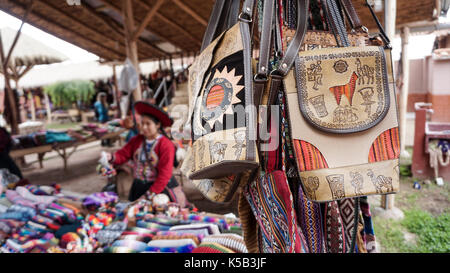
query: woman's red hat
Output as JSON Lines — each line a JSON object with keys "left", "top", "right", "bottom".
{"left": 134, "top": 101, "right": 173, "bottom": 127}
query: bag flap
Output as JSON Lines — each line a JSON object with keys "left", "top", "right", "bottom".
{"left": 187, "top": 24, "right": 243, "bottom": 125}
{"left": 296, "top": 46, "right": 390, "bottom": 134}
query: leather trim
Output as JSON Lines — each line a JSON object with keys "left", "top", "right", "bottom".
{"left": 299, "top": 159, "right": 399, "bottom": 202}
{"left": 189, "top": 160, "right": 259, "bottom": 180}
{"left": 276, "top": 0, "right": 310, "bottom": 76}
{"left": 257, "top": 0, "right": 275, "bottom": 76}
{"left": 240, "top": 20, "right": 257, "bottom": 163}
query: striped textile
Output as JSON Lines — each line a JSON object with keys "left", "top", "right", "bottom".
{"left": 238, "top": 191, "right": 259, "bottom": 253}
{"left": 369, "top": 128, "right": 400, "bottom": 162}
{"left": 244, "top": 171, "right": 307, "bottom": 253}
{"left": 293, "top": 140, "right": 329, "bottom": 172}
{"left": 206, "top": 85, "right": 225, "bottom": 109}
{"left": 202, "top": 234, "right": 248, "bottom": 253}
{"left": 329, "top": 72, "right": 358, "bottom": 105}
{"left": 152, "top": 234, "right": 200, "bottom": 245}
{"left": 297, "top": 184, "right": 325, "bottom": 253}
{"left": 192, "top": 242, "right": 235, "bottom": 253}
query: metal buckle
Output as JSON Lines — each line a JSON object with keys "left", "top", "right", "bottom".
{"left": 254, "top": 73, "right": 268, "bottom": 82}
{"left": 238, "top": 12, "right": 252, "bottom": 23}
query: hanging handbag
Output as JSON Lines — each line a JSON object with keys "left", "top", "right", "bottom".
{"left": 183, "top": 0, "right": 276, "bottom": 203}
{"left": 187, "top": 0, "right": 259, "bottom": 181}
{"left": 243, "top": 87, "right": 308, "bottom": 253}
{"left": 275, "top": 0, "right": 400, "bottom": 202}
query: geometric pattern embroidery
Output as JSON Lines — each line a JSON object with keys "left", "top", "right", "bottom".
{"left": 244, "top": 171, "right": 306, "bottom": 253}
{"left": 338, "top": 198, "right": 356, "bottom": 251}
{"left": 297, "top": 183, "right": 325, "bottom": 253}
{"left": 324, "top": 201, "right": 346, "bottom": 253}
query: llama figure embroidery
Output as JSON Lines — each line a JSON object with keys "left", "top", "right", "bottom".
{"left": 367, "top": 169, "right": 394, "bottom": 194}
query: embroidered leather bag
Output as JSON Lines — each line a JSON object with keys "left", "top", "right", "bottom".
{"left": 187, "top": 0, "right": 259, "bottom": 181}
{"left": 183, "top": 0, "right": 276, "bottom": 203}
{"left": 278, "top": 0, "right": 400, "bottom": 202}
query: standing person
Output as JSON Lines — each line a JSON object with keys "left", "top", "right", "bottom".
{"left": 94, "top": 92, "right": 111, "bottom": 146}
{"left": 94, "top": 92, "right": 109, "bottom": 123}
{"left": 106, "top": 101, "right": 177, "bottom": 202}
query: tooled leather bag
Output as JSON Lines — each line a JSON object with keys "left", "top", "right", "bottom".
{"left": 187, "top": 0, "right": 259, "bottom": 182}
{"left": 278, "top": 0, "right": 400, "bottom": 202}
{"left": 183, "top": 0, "right": 275, "bottom": 203}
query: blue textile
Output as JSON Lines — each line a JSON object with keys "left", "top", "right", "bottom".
{"left": 94, "top": 101, "right": 109, "bottom": 123}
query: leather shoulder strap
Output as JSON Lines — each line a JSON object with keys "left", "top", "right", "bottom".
{"left": 273, "top": 0, "right": 310, "bottom": 77}
{"left": 201, "top": 0, "right": 226, "bottom": 51}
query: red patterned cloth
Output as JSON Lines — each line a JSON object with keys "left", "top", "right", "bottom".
{"left": 112, "top": 134, "right": 174, "bottom": 194}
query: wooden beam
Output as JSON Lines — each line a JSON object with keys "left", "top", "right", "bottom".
{"left": 132, "top": 0, "right": 165, "bottom": 42}
{"left": 171, "top": 0, "right": 207, "bottom": 26}
{"left": 3, "top": 0, "right": 34, "bottom": 67}
{"left": 99, "top": 0, "right": 193, "bottom": 52}
{"left": 122, "top": 0, "right": 142, "bottom": 101}
{"left": 34, "top": 0, "right": 128, "bottom": 59}
{"left": 82, "top": 2, "right": 168, "bottom": 58}
{"left": 136, "top": 0, "right": 201, "bottom": 46}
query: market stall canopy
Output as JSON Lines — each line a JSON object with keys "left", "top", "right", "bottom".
{"left": 0, "top": 27, "right": 68, "bottom": 68}
{"left": 0, "top": 60, "right": 158, "bottom": 89}
{"left": 0, "top": 0, "right": 441, "bottom": 63}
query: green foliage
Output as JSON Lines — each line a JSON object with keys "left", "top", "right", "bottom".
{"left": 44, "top": 80, "right": 95, "bottom": 109}
{"left": 402, "top": 210, "right": 450, "bottom": 253}
{"left": 373, "top": 218, "right": 415, "bottom": 253}
{"left": 399, "top": 164, "right": 412, "bottom": 177}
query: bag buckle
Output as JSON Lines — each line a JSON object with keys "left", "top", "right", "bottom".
{"left": 238, "top": 12, "right": 252, "bottom": 23}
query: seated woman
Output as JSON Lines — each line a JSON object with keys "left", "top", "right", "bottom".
{"left": 107, "top": 101, "right": 180, "bottom": 202}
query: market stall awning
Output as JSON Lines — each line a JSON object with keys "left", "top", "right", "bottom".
{"left": 0, "top": 27, "right": 67, "bottom": 67}
{"left": 0, "top": 0, "right": 441, "bottom": 63}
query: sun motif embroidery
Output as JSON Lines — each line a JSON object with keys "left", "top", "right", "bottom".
{"left": 200, "top": 66, "right": 243, "bottom": 129}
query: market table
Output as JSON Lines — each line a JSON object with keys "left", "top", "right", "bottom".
{"left": 10, "top": 129, "right": 126, "bottom": 172}
{"left": 10, "top": 144, "right": 53, "bottom": 169}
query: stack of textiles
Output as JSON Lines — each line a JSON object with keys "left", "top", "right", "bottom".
{"left": 11, "top": 132, "right": 47, "bottom": 150}
{"left": 101, "top": 200, "right": 246, "bottom": 253}
{"left": 1, "top": 185, "right": 247, "bottom": 253}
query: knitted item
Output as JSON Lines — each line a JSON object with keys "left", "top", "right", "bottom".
{"left": 82, "top": 192, "right": 118, "bottom": 210}
{"left": 152, "top": 233, "right": 200, "bottom": 245}
{"left": 169, "top": 223, "right": 220, "bottom": 235}
{"left": 23, "top": 185, "right": 49, "bottom": 196}
{"left": 16, "top": 186, "right": 56, "bottom": 204}
{"left": 192, "top": 242, "right": 235, "bottom": 253}
{"left": 202, "top": 234, "right": 248, "bottom": 253}
{"left": 111, "top": 239, "right": 149, "bottom": 252}
{"left": 6, "top": 190, "right": 39, "bottom": 209}
{"left": 184, "top": 214, "right": 229, "bottom": 230}
{"left": 147, "top": 238, "right": 197, "bottom": 249}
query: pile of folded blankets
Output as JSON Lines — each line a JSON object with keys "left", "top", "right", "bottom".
{"left": 0, "top": 183, "right": 246, "bottom": 253}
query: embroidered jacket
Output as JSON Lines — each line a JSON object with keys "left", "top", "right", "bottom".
{"left": 112, "top": 134, "right": 175, "bottom": 194}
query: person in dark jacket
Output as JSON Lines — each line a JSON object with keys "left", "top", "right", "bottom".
{"left": 0, "top": 127, "right": 23, "bottom": 179}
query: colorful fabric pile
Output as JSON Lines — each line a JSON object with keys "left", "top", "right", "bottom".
{"left": 0, "top": 185, "right": 246, "bottom": 253}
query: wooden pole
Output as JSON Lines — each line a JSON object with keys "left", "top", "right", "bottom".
{"left": 0, "top": 35, "right": 19, "bottom": 134}
{"left": 112, "top": 64, "right": 122, "bottom": 118}
{"left": 380, "top": 0, "right": 398, "bottom": 210}
{"left": 44, "top": 92, "right": 52, "bottom": 123}
{"left": 399, "top": 26, "right": 410, "bottom": 157}
{"left": 122, "top": 0, "right": 142, "bottom": 102}
{"left": 29, "top": 91, "right": 36, "bottom": 121}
